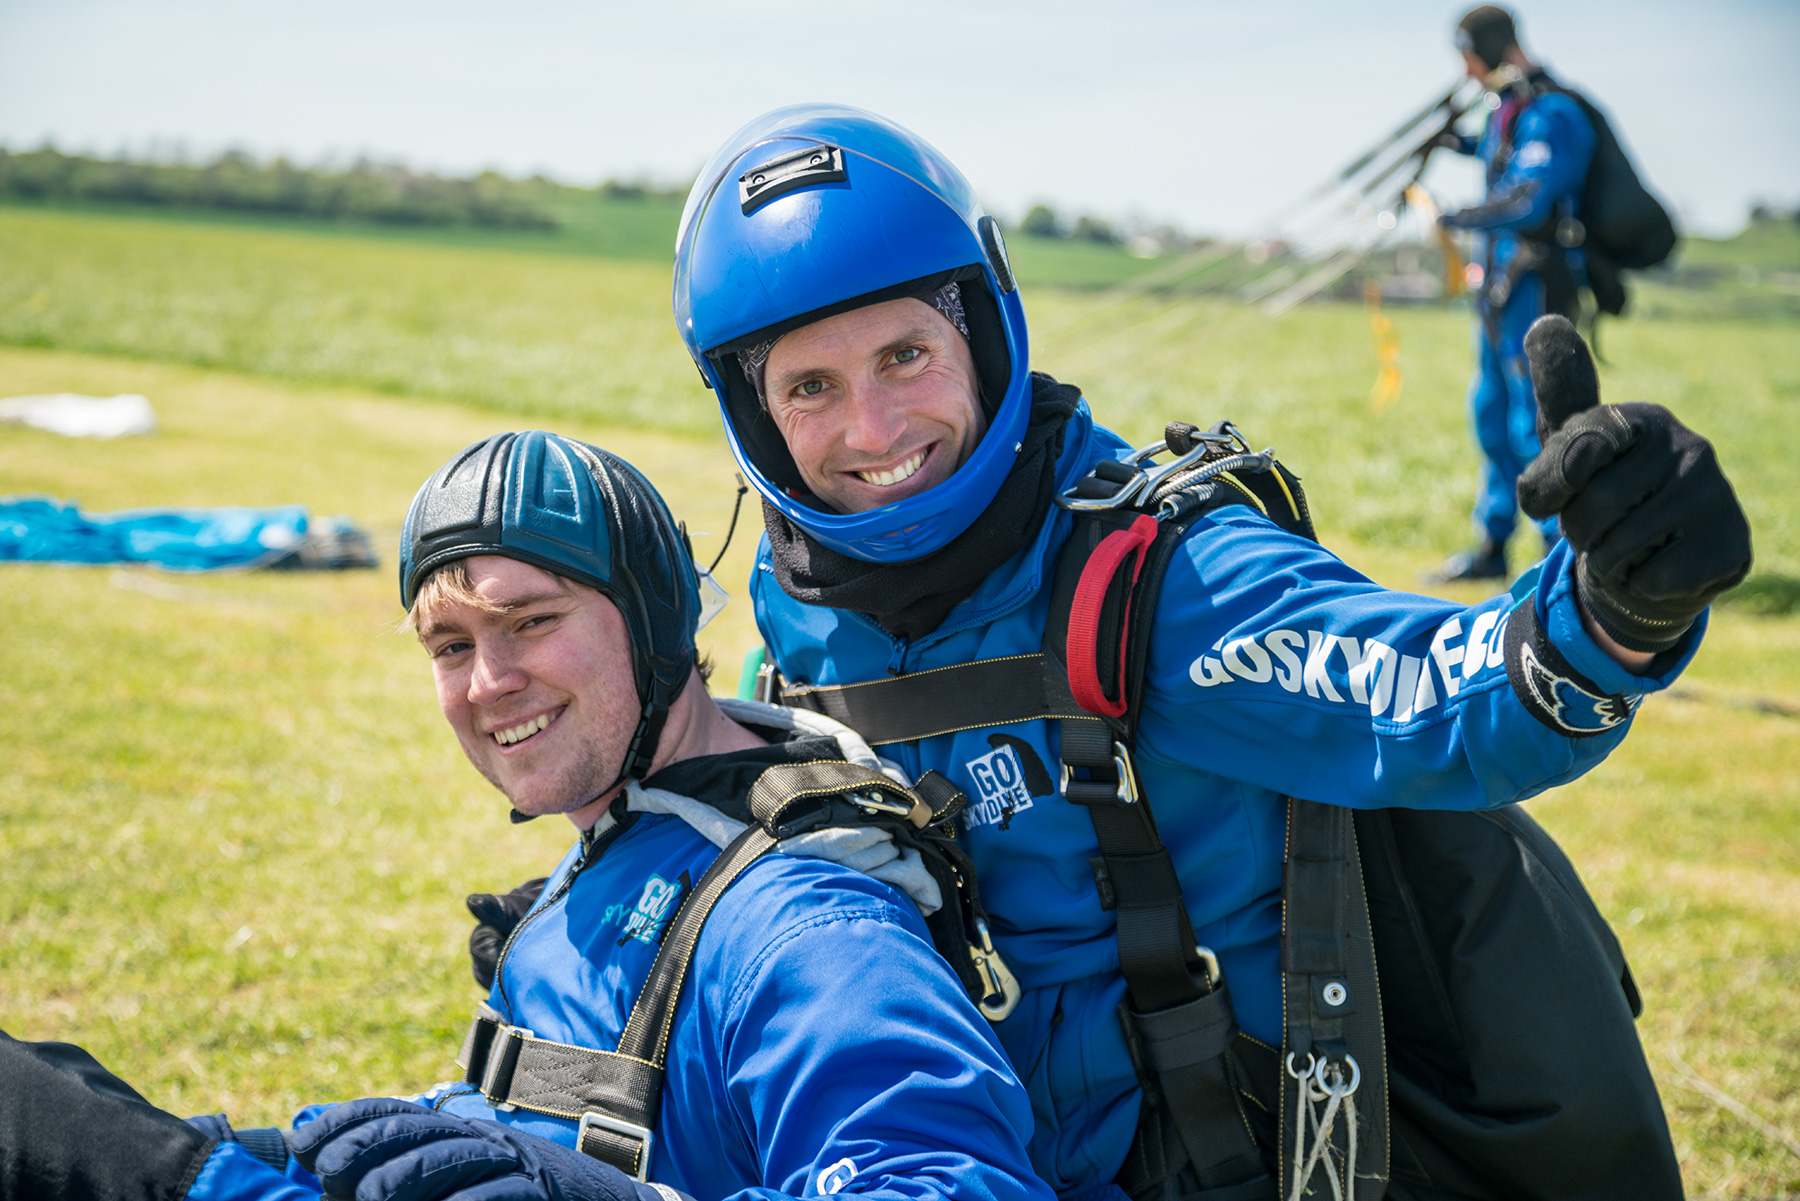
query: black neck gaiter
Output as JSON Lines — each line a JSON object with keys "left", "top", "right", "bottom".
{"left": 763, "top": 372, "right": 1082, "bottom": 642}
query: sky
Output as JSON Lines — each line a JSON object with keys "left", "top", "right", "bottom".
{"left": 2, "top": 0, "right": 1796, "bottom": 238}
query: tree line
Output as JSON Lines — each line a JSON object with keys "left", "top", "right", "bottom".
{"left": 0, "top": 146, "right": 684, "bottom": 231}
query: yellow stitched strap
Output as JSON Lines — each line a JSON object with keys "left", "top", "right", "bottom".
{"left": 1213, "top": 471, "right": 1270, "bottom": 517}
{"left": 1267, "top": 465, "right": 1303, "bottom": 526}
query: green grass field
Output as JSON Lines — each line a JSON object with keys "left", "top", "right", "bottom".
{"left": 1, "top": 206, "right": 1796, "bottom": 1196}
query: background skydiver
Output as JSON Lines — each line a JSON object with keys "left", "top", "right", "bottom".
{"left": 0, "top": 432, "right": 1052, "bottom": 1201}
{"left": 1428, "top": 5, "right": 1596, "bottom": 582}
{"left": 664, "top": 103, "right": 1751, "bottom": 1200}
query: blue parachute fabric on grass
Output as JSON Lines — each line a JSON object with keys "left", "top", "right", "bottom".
{"left": 0, "top": 497, "right": 310, "bottom": 571}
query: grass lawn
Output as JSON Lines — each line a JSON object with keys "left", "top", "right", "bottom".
{"left": 1, "top": 208, "right": 1796, "bottom": 1195}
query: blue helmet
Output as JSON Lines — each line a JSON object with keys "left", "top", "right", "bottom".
{"left": 673, "top": 103, "right": 1030, "bottom": 563}
{"left": 400, "top": 431, "right": 700, "bottom": 783}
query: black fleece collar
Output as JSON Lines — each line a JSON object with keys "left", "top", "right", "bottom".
{"left": 640, "top": 727, "right": 843, "bottom": 825}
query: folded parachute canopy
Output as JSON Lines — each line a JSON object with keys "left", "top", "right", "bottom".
{"left": 0, "top": 393, "right": 158, "bottom": 438}
{"left": 0, "top": 498, "right": 377, "bottom": 572}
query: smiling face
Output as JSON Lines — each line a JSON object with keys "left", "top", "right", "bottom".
{"left": 762, "top": 296, "right": 987, "bottom": 514}
{"left": 415, "top": 555, "right": 639, "bottom": 828}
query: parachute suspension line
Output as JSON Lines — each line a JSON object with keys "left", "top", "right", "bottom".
{"left": 1287, "top": 1055, "right": 1363, "bottom": 1201}
{"left": 1040, "top": 80, "right": 1480, "bottom": 340}
{"left": 708, "top": 474, "right": 749, "bottom": 575}
{"left": 1289, "top": 1055, "right": 1310, "bottom": 1200}
{"left": 1363, "top": 280, "right": 1402, "bottom": 416}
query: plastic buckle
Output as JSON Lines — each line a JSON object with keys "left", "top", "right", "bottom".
{"left": 577, "top": 1111, "right": 655, "bottom": 1181}
{"left": 751, "top": 659, "right": 779, "bottom": 705}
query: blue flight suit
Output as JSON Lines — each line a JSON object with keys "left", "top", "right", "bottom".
{"left": 179, "top": 720, "right": 1050, "bottom": 1201}
{"left": 1442, "top": 79, "right": 1596, "bottom": 548}
{"left": 752, "top": 400, "right": 1700, "bottom": 1197}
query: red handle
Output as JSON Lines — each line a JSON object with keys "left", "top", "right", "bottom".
{"left": 1067, "top": 515, "right": 1159, "bottom": 718}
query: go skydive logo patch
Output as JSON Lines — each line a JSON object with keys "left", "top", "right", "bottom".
{"left": 616, "top": 872, "right": 689, "bottom": 947}
{"left": 963, "top": 734, "right": 1055, "bottom": 831}
{"left": 1186, "top": 606, "right": 1515, "bottom": 723}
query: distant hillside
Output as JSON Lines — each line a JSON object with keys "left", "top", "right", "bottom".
{"left": 0, "top": 155, "right": 1174, "bottom": 288}
{"left": 0, "top": 146, "right": 581, "bottom": 231}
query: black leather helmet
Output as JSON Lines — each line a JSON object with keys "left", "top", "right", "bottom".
{"left": 401, "top": 431, "right": 700, "bottom": 783}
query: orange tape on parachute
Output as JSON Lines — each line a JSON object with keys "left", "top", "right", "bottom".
{"left": 1363, "top": 279, "right": 1402, "bottom": 416}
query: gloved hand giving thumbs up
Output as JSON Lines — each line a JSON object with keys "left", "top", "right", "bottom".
{"left": 1517, "top": 315, "right": 1752, "bottom": 654}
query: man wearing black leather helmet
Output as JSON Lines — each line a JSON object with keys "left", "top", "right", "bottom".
{"left": 0, "top": 432, "right": 1051, "bottom": 1201}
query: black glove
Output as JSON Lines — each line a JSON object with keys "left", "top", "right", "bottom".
{"left": 290, "top": 1098, "right": 662, "bottom": 1201}
{"left": 1517, "top": 315, "right": 1753, "bottom": 653}
{"left": 468, "top": 877, "right": 548, "bottom": 990}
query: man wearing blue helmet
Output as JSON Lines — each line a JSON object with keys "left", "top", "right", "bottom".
{"left": 0, "top": 432, "right": 1052, "bottom": 1201}
{"left": 671, "top": 105, "right": 1750, "bottom": 1199}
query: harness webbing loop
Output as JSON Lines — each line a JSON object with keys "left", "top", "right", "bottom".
{"left": 1068, "top": 514, "right": 1159, "bottom": 717}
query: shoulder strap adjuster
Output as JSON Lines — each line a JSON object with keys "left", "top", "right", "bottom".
{"left": 1060, "top": 739, "right": 1140, "bottom": 806}
{"left": 478, "top": 1023, "right": 534, "bottom": 1107}
{"left": 578, "top": 1110, "right": 655, "bottom": 1181}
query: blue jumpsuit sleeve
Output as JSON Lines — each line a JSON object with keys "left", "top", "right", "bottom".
{"left": 1138, "top": 512, "right": 1695, "bottom": 811}
{"left": 1441, "top": 93, "right": 1595, "bottom": 233}
{"left": 183, "top": 1141, "right": 320, "bottom": 1201}
{"left": 702, "top": 886, "right": 1053, "bottom": 1201}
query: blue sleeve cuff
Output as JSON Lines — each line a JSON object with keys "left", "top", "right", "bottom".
{"left": 184, "top": 1141, "right": 319, "bottom": 1201}
{"left": 1533, "top": 547, "right": 1705, "bottom": 695}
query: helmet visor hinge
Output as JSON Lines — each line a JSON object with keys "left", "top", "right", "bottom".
{"left": 739, "top": 145, "right": 847, "bottom": 215}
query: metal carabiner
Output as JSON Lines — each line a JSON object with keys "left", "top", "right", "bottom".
{"left": 1054, "top": 461, "right": 1151, "bottom": 511}
{"left": 849, "top": 788, "right": 931, "bottom": 829}
{"left": 1193, "top": 944, "right": 1222, "bottom": 991}
{"left": 969, "top": 917, "right": 1022, "bottom": 1023}
{"left": 1111, "top": 741, "right": 1141, "bottom": 805}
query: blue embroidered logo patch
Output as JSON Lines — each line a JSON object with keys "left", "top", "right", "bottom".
{"left": 618, "top": 873, "right": 685, "bottom": 946}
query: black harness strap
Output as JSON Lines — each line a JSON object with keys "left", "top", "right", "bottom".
{"left": 1047, "top": 505, "right": 1272, "bottom": 1200}
{"left": 459, "top": 817, "right": 778, "bottom": 1179}
{"left": 762, "top": 424, "right": 1387, "bottom": 1199}
{"left": 1279, "top": 800, "right": 1390, "bottom": 1199}
{"left": 778, "top": 654, "right": 1088, "bottom": 742}
{"left": 457, "top": 761, "right": 992, "bottom": 1181}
